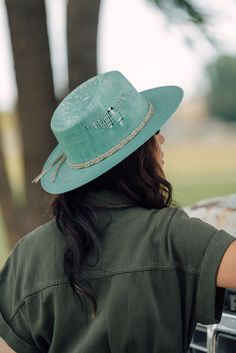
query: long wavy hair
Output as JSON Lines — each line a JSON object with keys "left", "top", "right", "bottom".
{"left": 48, "top": 133, "right": 175, "bottom": 319}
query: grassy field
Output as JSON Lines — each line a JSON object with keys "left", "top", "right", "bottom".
{"left": 0, "top": 207, "right": 10, "bottom": 269}
{"left": 0, "top": 136, "right": 236, "bottom": 269}
{"left": 164, "top": 139, "right": 236, "bottom": 206}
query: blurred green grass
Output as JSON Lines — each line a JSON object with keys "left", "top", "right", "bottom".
{"left": 172, "top": 181, "right": 236, "bottom": 206}
{"left": 0, "top": 207, "right": 10, "bottom": 269}
{"left": 165, "top": 139, "right": 236, "bottom": 206}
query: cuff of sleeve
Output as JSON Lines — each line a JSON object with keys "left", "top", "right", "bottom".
{"left": 196, "top": 230, "right": 235, "bottom": 324}
{"left": 0, "top": 312, "right": 39, "bottom": 353}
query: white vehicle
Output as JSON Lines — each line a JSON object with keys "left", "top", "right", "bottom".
{"left": 184, "top": 194, "right": 236, "bottom": 353}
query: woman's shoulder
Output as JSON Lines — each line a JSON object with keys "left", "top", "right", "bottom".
{"left": 8, "top": 218, "right": 65, "bottom": 270}
{"left": 19, "top": 218, "right": 62, "bottom": 246}
{"left": 0, "top": 219, "right": 67, "bottom": 309}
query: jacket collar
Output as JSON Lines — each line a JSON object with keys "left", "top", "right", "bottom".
{"left": 86, "top": 189, "right": 135, "bottom": 208}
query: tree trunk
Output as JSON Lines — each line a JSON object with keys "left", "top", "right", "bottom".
{"left": 67, "top": 0, "right": 101, "bottom": 90}
{"left": 4, "top": 0, "right": 57, "bottom": 246}
{"left": 0, "top": 114, "right": 27, "bottom": 247}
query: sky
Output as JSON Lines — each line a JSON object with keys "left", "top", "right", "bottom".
{"left": 0, "top": 0, "right": 236, "bottom": 110}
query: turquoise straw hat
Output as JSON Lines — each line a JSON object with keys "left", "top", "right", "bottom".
{"left": 32, "top": 71, "right": 183, "bottom": 194}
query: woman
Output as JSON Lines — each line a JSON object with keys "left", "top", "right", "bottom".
{"left": 0, "top": 71, "right": 235, "bottom": 353}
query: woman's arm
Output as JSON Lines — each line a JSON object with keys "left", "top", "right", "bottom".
{"left": 217, "top": 240, "right": 236, "bottom": 288}
{"left": 0, "top": 338, "right": 16, "bottom": 353}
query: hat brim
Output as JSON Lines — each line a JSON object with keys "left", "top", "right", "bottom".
{"left": 40, "top": 85, "right": 183, "bottom": 194}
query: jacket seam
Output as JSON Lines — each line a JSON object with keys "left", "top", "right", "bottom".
{"left": 84, "top": 263, "right": 200, "bottom": 279}
{"left": 8, "top": 279, "right": 68, "bottom": 323}
{"left": 7, "top": 264, "right": 199, "bottom": 323}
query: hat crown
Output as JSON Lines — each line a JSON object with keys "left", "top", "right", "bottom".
{"left": 33, "top": 69, "right": 184, "bottom": 194}
{"left": 51, "top": 71, "right": 149, "bottom": 164}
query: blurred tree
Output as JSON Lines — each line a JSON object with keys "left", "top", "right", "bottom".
{"left": 3, "top": 0, "right": 101, "bottom": 246}
{"left": 0, "top": 114, "right": 28, "bottom": 245}
{"left": 2, "top": 0, "right": 212, "bottom": 246}
{"left": 150, "top": 0, "right": 206, "bottom": 25}
{"left": 4, "top": 0, "right": 57, "bottom": 245}
{"left": 67, "top": 0, "right": 101, "bottom": 90}
{"left": 149, "top": 0, "right": 211, "bottom": 45}
{"left": 206, "top": 55, "right": 236, "bottom": 122}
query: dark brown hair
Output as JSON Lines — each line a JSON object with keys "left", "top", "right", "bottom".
{"left": 49, "top": 134, "right": 175, "bottom": 319}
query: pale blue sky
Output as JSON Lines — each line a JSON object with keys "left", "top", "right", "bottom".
{"left": 0, "top": 0, "right": 236, "bottom": 110}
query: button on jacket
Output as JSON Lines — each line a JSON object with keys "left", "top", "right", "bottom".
{"left": 0, "top": 189, "right": 235, "bottom": 353}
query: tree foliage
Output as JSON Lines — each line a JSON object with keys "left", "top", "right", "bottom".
{"left": 149, "top": 0, "right": 214, "bottom": 46}
{"left": 206, "top": 55, "right": 236, "bottom": 122}
{"left": 150, "top": 0, "right": 207, "bottom": 25}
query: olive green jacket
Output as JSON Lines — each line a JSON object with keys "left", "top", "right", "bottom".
{"left": 0, "top": 189, "right": 234, "bottom": 353}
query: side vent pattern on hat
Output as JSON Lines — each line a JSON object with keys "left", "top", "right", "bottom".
{"left": 85, "top": 94, "right": 126, "bottom": 129}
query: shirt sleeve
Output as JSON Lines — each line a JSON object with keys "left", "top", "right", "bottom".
{"left": 0, "top": 312, "right": 40, "bottom": 353}
{"left": 169, "top": 208, "right": 235, "bottom": 325}
{"left": 0, "top": 241, "right": 41, "bottom": 353}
